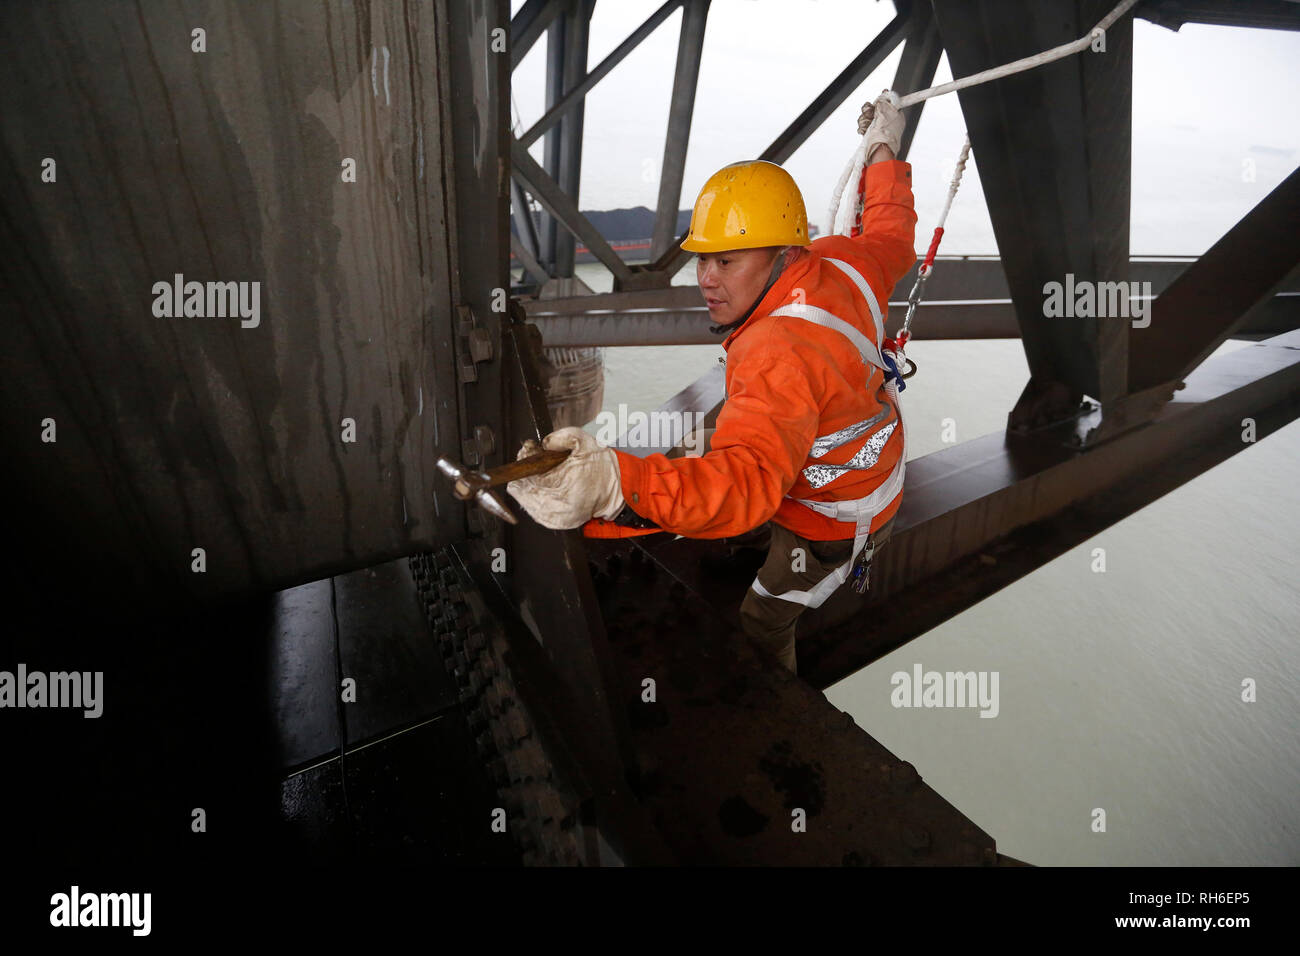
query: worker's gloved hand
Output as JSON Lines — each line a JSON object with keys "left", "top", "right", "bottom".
{"left": 505, "top": 426, "right": 625, "bottom": 530}
{"left": 857, "top": 89, "right": 904, "bottom": 160}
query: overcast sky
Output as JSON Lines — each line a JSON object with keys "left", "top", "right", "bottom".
{"left": 510, "top": 0, "right": 1300, "bottom": 256}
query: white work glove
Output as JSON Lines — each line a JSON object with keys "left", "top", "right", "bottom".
{"left": 856, "top": 89, "right": 904, "bottom": 161}
{"left": 505, "top": 426, "right": 625, "bottom": 530}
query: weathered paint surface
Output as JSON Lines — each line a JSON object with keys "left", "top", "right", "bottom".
{"left": 0, "top": 1, "right": 480, "bottom": 599}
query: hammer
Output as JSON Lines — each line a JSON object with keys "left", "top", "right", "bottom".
{"left": 436, "top": 439, "right": 572, "bottom": 525}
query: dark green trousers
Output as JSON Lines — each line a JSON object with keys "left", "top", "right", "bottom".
{"left": 738, "top": 518, "right": 894, "bottom": 674}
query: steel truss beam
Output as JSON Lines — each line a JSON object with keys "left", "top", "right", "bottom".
{"left": 511, "top": 233, "right": 551, "bottom": 287}
{"left": 510, "top": 177, "right": 541, "bottom": 256}
{"left": 890, "top": 0, "right": 943, "bottom": 161}
{"left": 1138, "top": 0, "right": 1300, "bottom": 32}
{"left": 451, "top": 310, "right": 676, "bottom": 865}
{"left": 650, "top": 0, "right": 711, "bottom": 261}
{"left": 645, "top": 0, "right": 913, "bottom": 278}
{"left": 511, "top": 0, "right": 566, "bottom": 68}
{"left": 522, "top": 258, "right": 1300, "bottom": 346}
{"left": 511, "top": 0, "right": 915, "bottom": 290}
{"left": 511, "top": 0, "right": 707, "bottom": 285}
{"left": 512, "top": 139, "right": 633, "bottom": 283}
{"left": 797, "top": 329, "right": 1300, "bottom": 688}
{"left": 932, "top": 0, "right": 1133, "bottom": 427}
{"left": 524, "top": 293, "right": 1298, "bottom": 347}
{"left": 518, "top": 0, "right": 685, "bottom": 148}
{"left": 1129, "top": 164, "right": 1300, "bottom": 392}
{"left": 539, "top": 0, "right": 594, "bottom": 277}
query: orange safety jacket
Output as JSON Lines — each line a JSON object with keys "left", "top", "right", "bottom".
{"left": 583, "top": 159, "right": 917, "bottom": 543}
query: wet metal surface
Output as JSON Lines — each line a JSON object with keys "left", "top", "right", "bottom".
{"left": 279, "top": 717, "right": 518, "bottom": 866}
{"left": 270, "top": 580, "right": 340, "bottom": 771}
{"left": 334, "top": 561, "right": 459, "bottom": 748}
{"left": 270, "top": 559, "right": 460, "bottom": 770}
{"left": 269, "top": 557, "right": 512, "bottom": 863}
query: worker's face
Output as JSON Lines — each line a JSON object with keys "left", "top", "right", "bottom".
{"left": 696, "top": 247, "right": 782, "bottom": 326}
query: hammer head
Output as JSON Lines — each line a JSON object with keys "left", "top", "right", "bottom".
{"left": 437, "top": 456, "right": 489, "bottom": 499}
{"left": 436, "top": 456, "right": 519, "bottom": 524}
{"left": 473, "top": 488, "right": 519, "bottom": 525}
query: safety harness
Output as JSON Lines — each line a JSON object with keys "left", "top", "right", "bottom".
{"left": 750, "top": 257, "right": 906, "bottom": 608}
{"left": 747, "top": 121, "right": 978, "bottom": 605}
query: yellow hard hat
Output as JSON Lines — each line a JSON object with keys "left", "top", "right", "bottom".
{"left": 680, "top": 160, "right": 809, "bottom": 253}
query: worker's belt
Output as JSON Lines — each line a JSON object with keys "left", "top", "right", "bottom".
{"left": 611, "top": 501, "right": 660, "bottom": 529}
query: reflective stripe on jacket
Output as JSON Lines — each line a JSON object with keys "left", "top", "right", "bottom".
{"left": 583, "top": 159, "right": 916, "bottom": 541}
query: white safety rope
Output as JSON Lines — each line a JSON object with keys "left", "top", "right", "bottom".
{"left": 896, "top": 0, "right": 1141, "bottom": 109}
{"left": 931, "top": 136, "right": 970, "bottom": 234}
{"left": 827, "top": 0, "right": 1141, "bottom": 234}
{"left": 828, "top": 103, "right": 892, "bottom": 236}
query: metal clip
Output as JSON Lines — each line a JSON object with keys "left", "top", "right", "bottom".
{"left": 849, "top": 538, "right": 876, "bottom": 594}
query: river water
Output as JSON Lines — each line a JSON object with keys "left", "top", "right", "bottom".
{"left": 566, "top": 260, "right": 1300, "bottom": 866}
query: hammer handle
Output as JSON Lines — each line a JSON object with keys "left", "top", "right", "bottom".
{"left": 480, "top": 446, "right": 572, "bottom": 487}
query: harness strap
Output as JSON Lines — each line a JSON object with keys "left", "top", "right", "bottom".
{"left": 767, "top": 303, "right": 887, "bottom": 373}
{"left": 823, "top": 257, "right": 885, "bottom": 343}
{"left": 748, "top": 256, "right": 906, "bottom": 608}
{"left": 750, "top": 387, "right": 904, "bottom": 609}
{"left": 751, "top": 354, "right": 907, "bottom": 608}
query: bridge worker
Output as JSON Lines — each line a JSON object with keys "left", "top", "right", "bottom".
{"left": 508, "top": 91, "right": 914, "bottom": 676}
